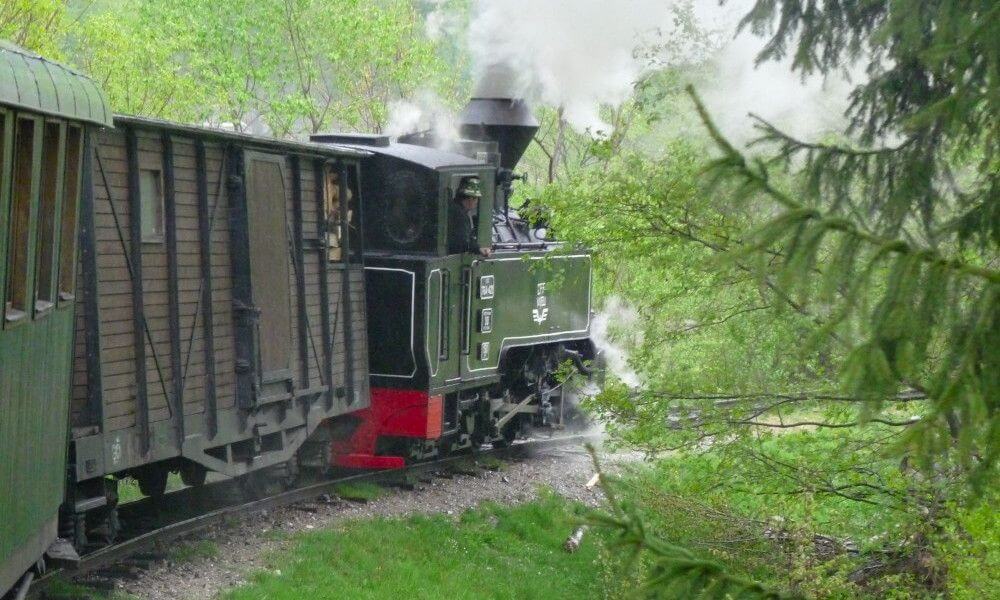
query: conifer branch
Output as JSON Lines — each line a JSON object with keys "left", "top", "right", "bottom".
{"left": 686, "top": 84, "right": 1000, "bottom": 285}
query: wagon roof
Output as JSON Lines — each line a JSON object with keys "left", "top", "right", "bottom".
{"left": 116, "top": 115, "right": 372, "bottom": 159}
{"left": 0, "top": 41, "right": 113, "bottom": 126}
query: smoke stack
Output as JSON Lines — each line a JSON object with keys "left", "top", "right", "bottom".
{"left": 459, "top": 64, "right": 538, "bottom": 170}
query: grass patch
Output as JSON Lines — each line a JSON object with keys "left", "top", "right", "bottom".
{"left": 222, "top": 492, "right": 616, "bottom": 600}
{"left": 609, "top": 428, "right": 948, "bottom": 598}
{"left": 332, "top": 481, "right": 387, "bottom": 502}
{"left": 169, "top": 540, "right": 220, "bottom": 563}
{"left": 936, "top": 489, "right": 1000, "bottom": 599}
{"left": 117, "top": 473, "right": 184, "bottom": 504}
{"left": 476, "top": 455, "right": 507, "bottom": 472}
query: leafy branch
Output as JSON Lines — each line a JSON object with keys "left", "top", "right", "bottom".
{"left": 585, "top": 445, "right": 798, "bottom": 599}
{"left": 687, "top": 85, "right": 998, "bottom": 285}
{"left": 685, "top": 82, "right": 1000, "bottom": 487}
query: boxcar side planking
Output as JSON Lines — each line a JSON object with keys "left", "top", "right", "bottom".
{"left": 64, "top": 117, "right": 370, "bottom": 544}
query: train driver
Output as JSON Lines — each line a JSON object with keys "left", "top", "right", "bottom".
{"left": 325, "top": 169, "right": 353, "bottom": 261}
{"left": 449, "top": 177, "right": 491, "bottom": 257}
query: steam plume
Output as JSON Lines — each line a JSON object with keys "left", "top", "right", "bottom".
{"left": 464, "top": 0, "right": 859, "bottom": 143}
{"left": 591, "top": 297, "right": 642, "bottom": 388}
{"left": 696, "top": 0, "right": 861, "bottom": 146}
{"left": 467, "top": 0, "right": 680, "bottom": 134}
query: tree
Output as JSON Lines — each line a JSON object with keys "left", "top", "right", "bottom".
{"left": 70, "top": 0, "right": 459, "bottom": 136}
{"left": 268, "top": 0, "right": 462, "bottom": 135}
{"left": 695, "top": 0, "right": 999, "bottom": 485}
{"left": 533, "top": 1, "right": 997, "bottom": 595}
{"left": 73, "top": 1, "right": 215, "bottom": 122}
{"left": 0, "top": 0, "right": 68, "bottom": 58}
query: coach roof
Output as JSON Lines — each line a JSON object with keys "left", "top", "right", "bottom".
{"left": 0, "top": 41, "right": 113, "bottom": 127}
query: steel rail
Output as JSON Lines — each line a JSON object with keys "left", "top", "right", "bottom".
{"left": 29, "top": 434, "right": 596, "bottom": 596}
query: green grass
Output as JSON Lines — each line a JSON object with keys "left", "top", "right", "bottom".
{"left": 332, "top": 481, "right": 387, "bottom": 502}
{"left": 936, "top": 489, "right": 1000, "bottom": 600}
{"left": 222, "top": 492, "right": 616, "bottom": 600}
{"left": 608, "top": 428, "right": 956, "bottom": 598}
{"left": 116, "top": 473, "right": 185, "bottom": 504}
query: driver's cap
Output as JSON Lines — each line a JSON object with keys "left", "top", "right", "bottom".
{"left": 458, "top": 177, "right": 482, "bottom": 199}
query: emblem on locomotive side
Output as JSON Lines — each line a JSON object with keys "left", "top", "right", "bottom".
{"left": 533, "top": 282, "right": 549, "bottom": 324}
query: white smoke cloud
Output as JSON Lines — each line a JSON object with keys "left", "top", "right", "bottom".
{"left": 385, "top": 90, "right": 460, "bottom": 139}
{"left": 590, "top": 297, "right": 642, "bottom": 388}
{"left": 467, "top": 0, "right": 684, "bottom": 134}
{"left": 424, "top": 0, "right": 459, "bottom": 42}
{"left": 692, "top": 0, "right": 861, "bottom": 146}
{"left": 464, "top": 0, "right": 860, "bottom": 144}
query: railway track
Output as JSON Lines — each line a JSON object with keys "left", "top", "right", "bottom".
{"left": 29, "top": 434, "right": 596, "bottom": 598}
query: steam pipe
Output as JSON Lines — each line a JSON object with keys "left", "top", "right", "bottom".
{"left": 560, "top": 348, "right": 593, "bottom": 377}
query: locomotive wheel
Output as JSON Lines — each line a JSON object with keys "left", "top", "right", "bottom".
{"left": 492, "top": 421, "right": 518, "bottom": 448}
{"left": 135, "top": 466, "right": 169, "bottom": 498}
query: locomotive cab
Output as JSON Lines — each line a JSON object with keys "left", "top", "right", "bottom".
{"left": 311, "top": 133, "right": 495, "bottom": 258}
{"left": 311, "top": 96, "right": 595, "bottom": 469}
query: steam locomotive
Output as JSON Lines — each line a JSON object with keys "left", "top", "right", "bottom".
{"left": 0, "top": 42, "right": 594, "bottom": 598}
{"left": 319, "top": 97, "right": 594, "bottom": 468}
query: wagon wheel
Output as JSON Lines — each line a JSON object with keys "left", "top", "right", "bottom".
{"left": 135, "top": 466, "right": 169, "bottom": 498}
{"left": 179, "top": 462, "right": 208, "bottom": 487}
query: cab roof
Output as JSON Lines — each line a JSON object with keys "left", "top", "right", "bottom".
{"left": 312, "top": 133, "right": 482, "bottom": 170}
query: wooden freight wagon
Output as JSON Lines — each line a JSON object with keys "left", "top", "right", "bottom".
{"left": 65, "top": 117, "right": 369, "bottom": 529}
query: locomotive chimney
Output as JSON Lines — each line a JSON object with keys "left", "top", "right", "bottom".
{"left": 459, "top": 64, "right": 539, "bottom": 170}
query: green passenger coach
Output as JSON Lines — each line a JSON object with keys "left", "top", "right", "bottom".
{"left": 0, "top": 42, "right": 113, "bottom": 595}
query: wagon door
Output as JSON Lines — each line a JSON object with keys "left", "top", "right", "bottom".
{"left": 244, "top": 152, "right": 293, "bottom": 393}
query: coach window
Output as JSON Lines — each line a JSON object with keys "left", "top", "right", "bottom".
{"left": 5, "top": 117, "right": 39, "bottom": 323}
{"left": 140, "top": 168, "right": 164, "bottom": 243}
{"left": 58, "top": 126, "right": 83, "bottom": 301}
{"left": 35, "top": 121, "right": 64, "bottom": 313}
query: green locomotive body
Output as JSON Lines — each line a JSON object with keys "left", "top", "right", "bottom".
{"left": 316, "top": 98, "right": 595, "bottom": 468}
{"left": 0, "top": 42, "right": 112, "bottom": 595}
{"left": 365, "top": 250, "right": 591, "bottom": 392}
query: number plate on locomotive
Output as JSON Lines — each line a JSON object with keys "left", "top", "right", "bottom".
{"left": 479, "top": 275, "right": 495, "bottom": 299}
{"left": 479, "top": 308, "right": 494, "bottom": 333}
